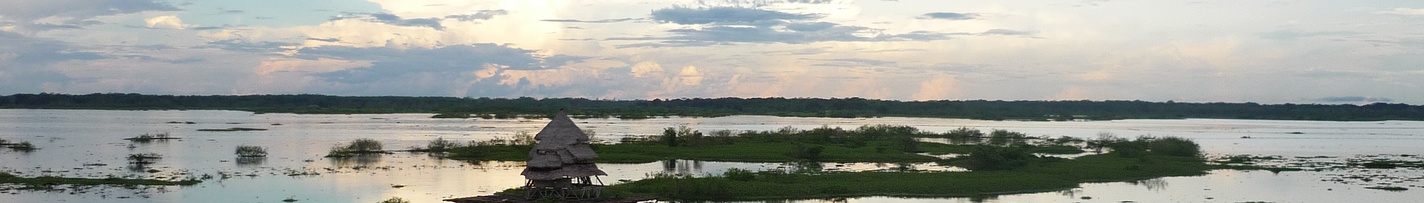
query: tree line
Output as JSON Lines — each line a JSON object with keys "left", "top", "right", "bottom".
{"left": 2, "top": 93, "right": 1421, "bottom": 121}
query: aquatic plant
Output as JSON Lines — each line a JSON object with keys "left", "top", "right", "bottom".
{"left": 431, "top": 112, "right": 472, "bottom": 119}
{"left": 125, "top": 132, "right": 178, "bottom": 142}
{"left": 964, "top": 145, "right": 1035, "bottom": 171}
{"left": 127, "top": 153, "right": 162, "bottom": 165}
{"left": 378, "top": 197, "right": 410, "bottom": 203}
{"left": 421, "top": 137, "right": 459, "bottom": 152}
{"left": 7, "top": 141, "right": 37, "bottom": 151}
{"left": 326, "top": 138, "right": 386, "bottom": 157}
{"left": 235, "top": 145, "right": 268, "bottom": 157}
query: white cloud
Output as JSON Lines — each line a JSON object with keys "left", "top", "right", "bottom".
{"left": 145, "top": 15, "right": 188, "bottom": 29}
{"left": 1379, "top": 8, "right": 1424, "bottom": 16}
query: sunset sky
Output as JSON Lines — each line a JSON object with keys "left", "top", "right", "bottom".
{"left": 2, "top": 0, "right": 1422, "bottom": 104}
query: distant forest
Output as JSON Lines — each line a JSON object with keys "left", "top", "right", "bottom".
{"left": 1, "top": 93, "right": 1421, "bottom": 121}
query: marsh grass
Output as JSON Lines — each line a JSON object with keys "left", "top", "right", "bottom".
{"left": 127, "top": 153, "right": 162, "bottom": 165}
{"left": 448, "top": 125, "right": 1081, "bottom": 163}
{"left": 125, "top": 132, "right": 179, "bottom": 142}
{"left": 235, "top": 145, "right": 268, "bottom": 157}
{"left": 326, "top": 138, "right": 387, "bottom": 157}
{"left": 378, "top": 197, "right": 411, "bottom": 203}
{"left": 411, "top": 137, "right": 460, "bottom": 153}
{"left": 612, "top": 153, "right": 1213, "bottom": 200}
{"left": 0, "top": 172, "right": 200, "bottom": 188}
{"left": 3, "top": 141, "right": 37, "bottom": 152}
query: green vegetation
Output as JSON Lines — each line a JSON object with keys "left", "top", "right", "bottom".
{"left": 235, "top": 145, "right": 268, "bottom": 157}
{"left": 326, "top": 138, "right": 386, "bottom": 157}
{"left": 4, "top": 93, "right": 1422, "bottom": 121}
{"left": 2, "top": 141, "right": 37, "bottom": 152}
{"left": 378, "top": 197, "right": 411, "bottom": 203}
{"left": 124, "top": 132, "right": 179, "bottom": 142}
{"left": 610, "top": 135, "right": 1215, "bottom": 201}
{"left": 0, "top": 172, "right": 200, "bottom": 188}
{"left": 431, "top": 112, "right": 472, "bottom": 119}
{"left": 411, "top": 137, "right": 460, "bottom": 153}
{"left": 197, "top": 127, "right": 267, "bottom": 132}
{"left": 447, "top": 125, "right": 1084, "bottom": 163}
{"left": 127, "top": 153, "right": 162, "bottom": 165}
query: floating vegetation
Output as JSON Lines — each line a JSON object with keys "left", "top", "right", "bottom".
{"left": 410, "top": 137, "right": 459, "bottom": 153}
{"left": 0, "top": 172, "right": 200, "bottom": 189}
{"left": 128, "top": 153, "right": 163, "bottom": 165}
{"left": 1, "top": 139, "right": 37, "bottom": 152}
{"left": 1365, "top": 186, "right": 1409, "bottom": 191}
{"left": 124, "top": 132, "right": 179, "bottom": 142}
{"left": 378, "top": 197, "right": 410, "bottom": 203}
{"left": 235, "top": 145, "right": 268, "bottom": 157}
{"left": 164, "top": 121, "right": 197, "bottom": 124}
{"left": 431, "top": 112, "right": 472, "bottom": 119}
{"left": 326, "top": 138, "right": 388, "bottom": 157}
{"left": 197, "top": 127, "right": 267, "bottom": 132}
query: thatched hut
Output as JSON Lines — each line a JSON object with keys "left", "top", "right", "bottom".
{"left": 521, "top": 111, "right": 607, "bottom": 199}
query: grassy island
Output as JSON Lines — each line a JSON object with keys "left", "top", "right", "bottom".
{"left": 448, "top": 125, "right": 1230, "bottom": 201}
{"left": 445, "top": 125, "right": 1086, "bottom": 163}
{"left": 0, "top": 172, "right": 200, "bottom": 189}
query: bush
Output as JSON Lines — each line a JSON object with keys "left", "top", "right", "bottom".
{"left": 965, "top": 145, "right": 1034, "bottom": 171}
{"left": 1143, "top": 136, "right": 1201, "bottom": 157}
{"left": 327, "top": 138, "right": 384, "bottom": 157}
{"left": 378, "top": 197, "right": 410, "bottom": 203}
{"left": 424, "top": 137, "right": 459, "bottom": 152}
{"left": 785, "top": 144, "right": 824, "bottom": 160}
{"left": 723, "top": 168, "right": 755, "bottom": 181}
{"left": 235, "top": 145, "right": 268, "bottom": 157}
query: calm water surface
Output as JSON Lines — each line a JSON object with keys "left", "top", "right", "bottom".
{"left": 1, "top": 109, "right": 1422, "bottom": 202}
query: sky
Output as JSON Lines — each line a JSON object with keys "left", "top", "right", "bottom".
{"left": 1, "top": 0, "right": 1422, "bottom": 104}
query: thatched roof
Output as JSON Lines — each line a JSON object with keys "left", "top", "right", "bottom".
{"left": 522, "top": 111, "right": 605, "bottom": 180}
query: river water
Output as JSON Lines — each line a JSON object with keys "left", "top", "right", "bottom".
{"left": 1, "top": 109, "right": 1421, "bottom": 202}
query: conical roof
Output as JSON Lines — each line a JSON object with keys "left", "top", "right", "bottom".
{"left": 522, "top": 110, "right": 605, "bottom": 180}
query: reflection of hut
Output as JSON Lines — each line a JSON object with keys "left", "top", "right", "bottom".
{"left": 522, "top": 111, "right": 607, "bottom": 199}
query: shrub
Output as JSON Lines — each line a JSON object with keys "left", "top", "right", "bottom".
{"left": 1143, "top": 136, "right": 1201, "bottom": 157}
{"left": 424, "top": 137, "right": 459, "bottom": 152}
{"left": 235, "top": 145, "right": 268, "bottom": 157}
{"left": 785, "top": 144, "right": 824, "bottom": 160}
{"left": 723, "top": 168, "right": 755, "bottom": 181}
{"left": 378, "top": 197, "right": 410, "bottom": 203}
{"left": 128, "top": 153, "right": 162, "bottom": 164}
{"left": 965, "top": 145, "right": 1034, "bottom": 171}
{"left": 327, "top": 138, "right": 384, "bottom": 157}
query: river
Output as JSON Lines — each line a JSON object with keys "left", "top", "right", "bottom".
{"left": 1, "top": 109, "right": 1421, "bottom": 202}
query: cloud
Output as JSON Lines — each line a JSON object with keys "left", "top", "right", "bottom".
{"left": 145, "top": 15, "right": 189, "bottom": 29}
{"left": 1316, "top": 96, "right": 1394, "bottom": 103}
{"left": 541, "top": 18, "right": 643, "bottom": 23}
{"left": 0, "top": 31, "right": 106, "bottom": 92}
{"left": 921, "top": 12, "right": 980, "bottom": 20}
{"left": 978, "top": 29, "right": 1036, "bottom": 36}
{"left": 650, "top": 7, "right": 820, "bottom": 25}
{"left": 1378, "top": 8, "right": 1424, "bottom": 16}
{"left": 329, "top": 10, "right": 509, "bottom": 30}
{"left": 295, "top": 44, "right": 583, "bottom": 84}
{"left": 0, "top": 0, "right": 179, "bottom": 31}
{"left": 1257, "top": 29, "right": 1358, "bottom": 40}
{"left": 611, "top": 22, "right": 952, "bottom": 48}
{"left": 200, "top": 39, "right": 299, "bottom": 54}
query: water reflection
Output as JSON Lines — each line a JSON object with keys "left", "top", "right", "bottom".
{"left": 235, "top": 157, "right": 266, "bottom": 166}
{"left": 328, "top": 155, "right": 382, "bottom": 167}
{"left": 1129, "top": 178, "right": 1169, "bottom": 191}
